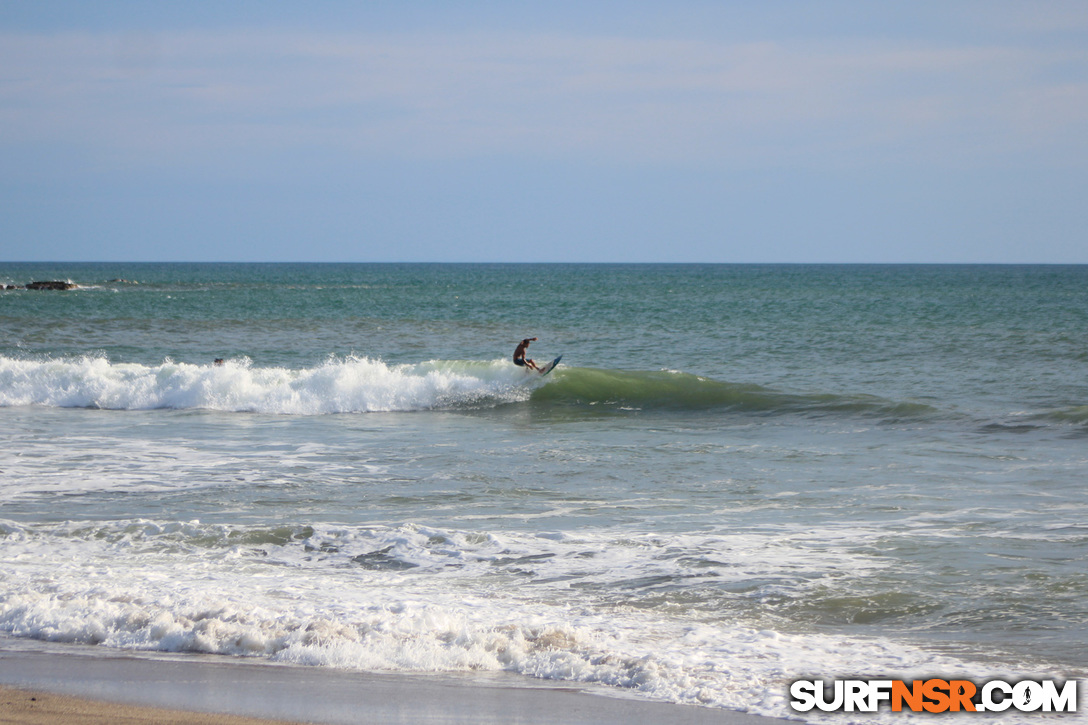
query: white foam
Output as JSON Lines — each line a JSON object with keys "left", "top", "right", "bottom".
{"left": 0, "top": 519, "right": 1059, "bottom": 724}
{"left": 0, "top": 355, "right": 536, "bottom": 414}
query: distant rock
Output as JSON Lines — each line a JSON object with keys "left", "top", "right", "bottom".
{"left": 25, "top": 281, "right": 78, "bottom": 290}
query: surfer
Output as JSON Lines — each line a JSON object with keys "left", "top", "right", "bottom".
{"left": 513, "top": 337, "right": 541, "bottom": 372}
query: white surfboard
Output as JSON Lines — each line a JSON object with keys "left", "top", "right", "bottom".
{"left": 538, "top": 355, "right": 562, "bottom": 376}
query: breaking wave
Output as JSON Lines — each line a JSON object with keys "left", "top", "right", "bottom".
{"left": 0, "top": 355, "right": 937, "bottom": 419}
{"left": 0, "top": 518, "right": 1026, "bottom": 720}
{"left": 0, "top": 355, "right": 533, "bottom": 414}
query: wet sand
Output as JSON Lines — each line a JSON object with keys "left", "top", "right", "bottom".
{"left": 0, "top": 685, "right": 303, "bottom": 725}
{"left": 0, "top": 642, "right": 793, "bottom": 725}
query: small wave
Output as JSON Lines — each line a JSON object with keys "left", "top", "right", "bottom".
{"left": 1036, "top": 405, "right": 1088, "bottom": 427}
{"left": 531, "top": 367, "right": 936, "bottom": 419}
{"left": 0, "top": 355, "right": 534, "bottom": 414}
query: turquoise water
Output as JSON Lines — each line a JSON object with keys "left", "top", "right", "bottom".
{"left": 1, "top": 264, "right": 1086, "bottom": 721}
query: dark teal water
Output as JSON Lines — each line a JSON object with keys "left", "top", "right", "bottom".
{"left": 1, "top": 264, "right": 1086, "bottom": 720}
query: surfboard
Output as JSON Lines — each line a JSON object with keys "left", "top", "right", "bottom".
{"left": 539, "top": 355, "right": 562, "bottom": 376}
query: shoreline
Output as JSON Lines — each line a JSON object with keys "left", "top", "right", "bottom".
{"left": 0, "top": 640, "right": 794, "bottom": 725}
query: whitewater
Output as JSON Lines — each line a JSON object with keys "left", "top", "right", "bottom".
{"left": 2, "top": 263, "right": 1087, "bottom": 724}
{"left": 0, "top": 355, "right": 537, "bottom": 413}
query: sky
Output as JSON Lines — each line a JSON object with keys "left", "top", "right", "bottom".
{"left": 1, "top": 1, "right": 1087, "bottom": 263}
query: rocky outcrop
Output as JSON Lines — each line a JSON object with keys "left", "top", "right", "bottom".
{"left": 22, "top": 281, "right": 79, "bottom": 290}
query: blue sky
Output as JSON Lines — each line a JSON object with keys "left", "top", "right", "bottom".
{"left": 2, "top": 1, "right": 1087, "bottom": 262}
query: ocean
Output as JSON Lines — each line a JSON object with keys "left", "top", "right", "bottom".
{"left": 1, "top": 263, "right": 1086, "bottom": 722}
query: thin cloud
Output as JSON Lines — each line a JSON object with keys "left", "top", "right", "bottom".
{"left": 2, "top": 29, "right": 1086, "bottom": 169}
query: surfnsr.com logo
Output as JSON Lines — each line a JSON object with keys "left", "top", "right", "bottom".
{"left": 789, "top": 678, "right": 1078, "bottom": 713}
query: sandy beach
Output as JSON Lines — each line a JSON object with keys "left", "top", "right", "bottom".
{"left": 0, "top": 641, "right": 791, "bottom": 725}
{"left": 0, "top": 684, "right": 304, "bottom": 725}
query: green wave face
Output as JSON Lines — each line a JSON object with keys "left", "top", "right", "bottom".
{"left": 530, "top": 367, "right": 937, "bottom": 419}
{"left": 1039, "top": 405, "right": 1088, "bottom": 426}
